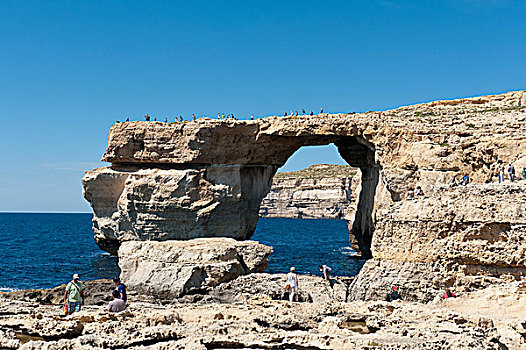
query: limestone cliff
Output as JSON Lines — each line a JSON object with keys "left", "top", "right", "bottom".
{"left": 83, "top": 90, "right": 526, "bottom": 301}
{"left": 259, "top": 164, "right": 357, "bottom": 219}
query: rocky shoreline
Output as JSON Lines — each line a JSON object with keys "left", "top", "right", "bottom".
{"left": 11, "top": 90, "right": 523, "bottom": 349}
{"left": 1, "top": 274, "right": 524, "bottom": 349}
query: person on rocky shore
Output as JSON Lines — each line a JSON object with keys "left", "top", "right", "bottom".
{"left": 498, "top": 163, "right": 505, "bottom": 183}
{"left": 108, "top": 290, "right": 126, "bottom": 313}
{"left": 415, "top": 186, "right": 424, "bottom": 197}
{"left": 113, "top": 277, "right": 127, "bottom": 303}
{"left": 318, "top": 265, "right": 332, "bottom": 281}
{"left": 442, "top": 288, "right": 456, "bottom": 299}
{"left": 522, "top": 167, "right": 526, "bottom": 180}
{"left": 285, "top": 267, "right": 299, "bottom": 306}
{"left": 406, "top": 187, "right": 414, "bottom": 200}
{"left": 507, "top": 163, "right": 515, "bottom": 182}
{"left": 386, "top": 286, "right": 401, "bottom": 302}
{"left": 462, "top": 174, "right": 470, "bottom": 186}
{"left": 64, "top": 274, "right": 84, "bottom": 315}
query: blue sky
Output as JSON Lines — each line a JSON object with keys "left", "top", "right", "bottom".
{"left": 0, "top": 0, "right": 524, "bottom": 212}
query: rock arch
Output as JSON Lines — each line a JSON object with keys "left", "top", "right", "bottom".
{"left": 83, "top": 90, "right": 526, "bottom": 300}
{"left": 83, "top": 121, "right": 381, "bottom": 259}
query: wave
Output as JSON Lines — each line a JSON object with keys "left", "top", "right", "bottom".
{"left": 0, "top": 287, "right": 19, "bottom": 293}
{"left": 338, "top": 246, "right": 360, "bottom": 257}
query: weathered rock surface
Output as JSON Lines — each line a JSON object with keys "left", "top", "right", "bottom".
{"left": 118, "top": 238, "right": 272, "bottom": 298}
{"left": 350, "top": 182, "right": 526, "bottom": 302}
{"left": 83, "top": 90, "right": 526, "bottom": 300}
{"left": 259, "top": 164, "right": 357, "bottom": 219}
{"left": 83, "top": 165, "right": 275, "bottom": 254}
{"left": 1, "top": 275, "right": 524, "bottom": 349}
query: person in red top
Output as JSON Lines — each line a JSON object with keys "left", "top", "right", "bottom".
{"left": 443, "top": 289, "right": 456, "bottom": 299}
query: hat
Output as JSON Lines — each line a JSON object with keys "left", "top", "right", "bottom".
{"left": 290, "top": 267, "right": 295, "bottom": 272}
{"left": 73, "top": 274, "right": 79, "bottom": 279}
{"left": 392, "top": 286, "right": 399, "bottom": 291}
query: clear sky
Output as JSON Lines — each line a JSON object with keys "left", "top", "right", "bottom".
{"left": 0, "top": 1, "right": 524, "bottom": 212}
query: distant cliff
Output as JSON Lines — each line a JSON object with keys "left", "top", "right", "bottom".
{"left": 259, "top": 164, "right": 357, "bottom": 219}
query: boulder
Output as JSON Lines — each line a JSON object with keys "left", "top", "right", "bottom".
{"left": 118, "top": 238, "right": 272, "bottom": 298}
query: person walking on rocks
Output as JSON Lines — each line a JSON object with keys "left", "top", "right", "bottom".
{"left": 64, "top": 274, "right": 84, "bottom": 315}
{"left": 318, "top": 265, "right": 332, "bottom": 280}
{"left": 498, "top": 163, "right": 505, "bottom": 183}
{"left": 507, "top": 163, "right": 515, "bottom": 182}
{"left": 285, "top": 267, "right": 299, "bottom": 306}
{"left": 108, "top": 290, "right": 126, "bottom": 313}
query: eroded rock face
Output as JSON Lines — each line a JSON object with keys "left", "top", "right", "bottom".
{"left": 118, "top": 238, "right": 273, "bottom": 298}
{"left": 83, "top": 90, "right": 526, "bottom": 299}
{"left": 259, "top": 164, "right": 357, "bottom": 219}
{"left": 83, "top": 165, "right": 276, "bottom": 254}
{"left": 350, "top": 183, "right": 526, "bottom": 302}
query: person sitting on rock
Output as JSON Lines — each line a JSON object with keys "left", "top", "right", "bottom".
{"left": 310, "top": 110, "right": 314, "bottom": 116}
{"left": 406, "top": 188, "right": 414, "bottom": 200}
{"left": 449, "top": 176, "right": 458, "bottom": 187}
{"left": 113, "top": 277, "right": 127, "bottom": 303}
{"left": 415, "top": 186, "right": 424, "bottom": 197}
{"left": 442, "top": 288, "right": 456, "bottom": 299}
{"left": 462, "top": 174, "right": 470, "bottom": 186}
{"left": 285, "top": 267, "right": 299, "bottom": 306}
{"left": 522, "top": 167, "right": 526, "bottom": 180}
{"left": 108, "top": 290, "right": 126, "bottom": 313}
{"left": 318, "top": 265, "right": 332, "bottom": 281}
{"left": 386, "top": 286, "right": 401, "bottom": 302}
{"left": 145, "top": 114, "right": 150, "bottom": 121}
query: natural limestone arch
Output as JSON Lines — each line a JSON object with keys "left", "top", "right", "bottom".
{"left": 83, "top": 121, "right": 384, "bottom": 258}
{"left": 83, "top": 90, "right": 526, "bottom": 301}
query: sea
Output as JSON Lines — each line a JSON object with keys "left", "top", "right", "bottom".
{"left": 0, "top": 213, "right": 365, "bottom": 292}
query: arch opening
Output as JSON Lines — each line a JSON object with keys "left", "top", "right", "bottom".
{"left": 251, "top": 138, "right": 378, "bottom": 276}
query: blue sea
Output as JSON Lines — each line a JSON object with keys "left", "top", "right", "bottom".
{"left": 0, "top": 213, "right": 364, "bottom": 291}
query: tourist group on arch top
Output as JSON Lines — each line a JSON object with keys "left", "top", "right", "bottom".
{"left": 115, "top": 93, "right": 524, "bottom": 124}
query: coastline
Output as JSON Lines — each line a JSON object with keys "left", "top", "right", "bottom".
{"left": 1, "top": 274, "right": 524, "bottom": 349}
